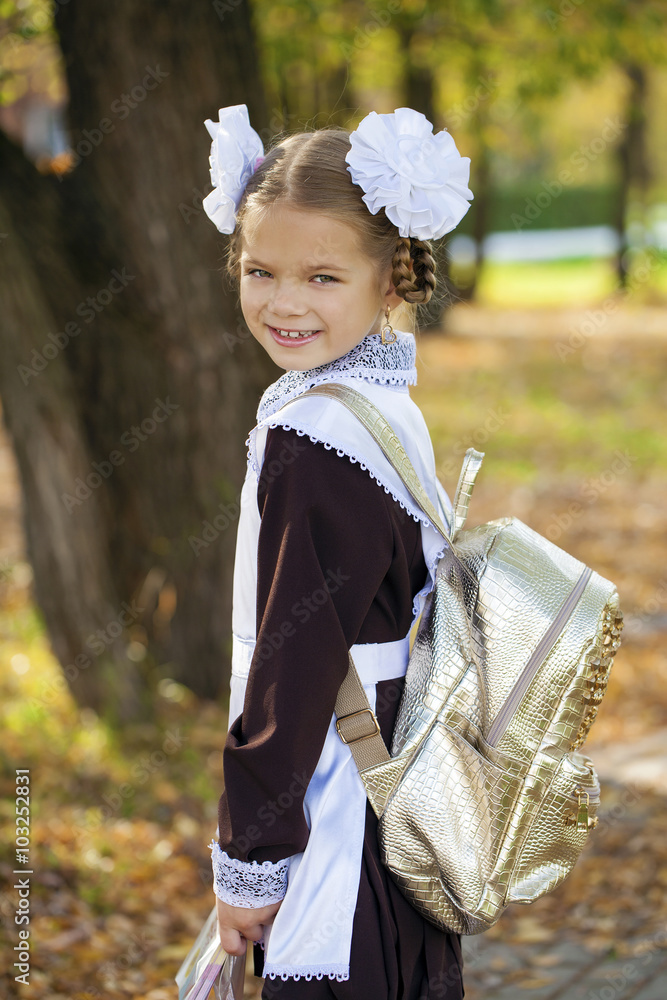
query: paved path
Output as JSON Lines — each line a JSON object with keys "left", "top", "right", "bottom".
{"left": 462, "top": 934, "right": 667, "bottom": 1000}
{"left": 460, "top": 766, "right": 667, "bottom": 1000}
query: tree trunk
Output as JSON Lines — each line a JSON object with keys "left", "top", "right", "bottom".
{"left": 459, "top": 132, "right": 490, "bottom": 303}
{"left": 453, "top": 53, "right": 492, "bottom": 304}
{"left": 0, "top": 0, "right": 278, "bottom": 723}
{"left": 395, "top": 19, "right": 449, "bottom": 329}
{"left": 399, "top": 31, "right": 437, "bottom": 130}
{"left": 613, "top": 62, "right": 650, "bottom": 286}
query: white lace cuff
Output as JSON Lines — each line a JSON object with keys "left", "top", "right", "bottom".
{"left": 209, "top": 840, "right": 289, "bottom": 907}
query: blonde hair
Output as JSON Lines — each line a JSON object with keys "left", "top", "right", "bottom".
{"left": 226, "top": 128, "right": 437, "bottom": 313}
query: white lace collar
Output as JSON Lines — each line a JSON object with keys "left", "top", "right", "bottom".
{"left": 255, "top": 329, "right": 417, "bottom": 424}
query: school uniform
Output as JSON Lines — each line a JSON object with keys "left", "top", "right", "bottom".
{"left": 210, "top": 330, "right": 464, "bottom": 999}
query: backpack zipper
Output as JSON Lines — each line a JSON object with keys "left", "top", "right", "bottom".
{"left": 486, "top": 565, "right": 593, "bottom": 746}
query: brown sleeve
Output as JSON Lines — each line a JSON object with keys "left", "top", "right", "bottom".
{"left": 217, "top": 423, "right": 426, "bottom": 864}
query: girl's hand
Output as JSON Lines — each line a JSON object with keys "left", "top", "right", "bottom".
{"left": 215, "top": 896, "right": 283, "bottom": 956}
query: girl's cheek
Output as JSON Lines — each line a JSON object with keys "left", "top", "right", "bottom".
{"left": 239, "top": 285, "right": 257, "bottom": 318}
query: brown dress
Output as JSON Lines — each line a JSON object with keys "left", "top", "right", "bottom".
{"left": 217, "top": 424, "right": 464, "bottom": 1000}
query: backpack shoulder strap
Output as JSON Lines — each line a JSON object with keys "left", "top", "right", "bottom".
{"left": 451, "top": 448, "right": 485, "bottom": 540}
{"left": 299, "top": 382, "right": 455, "bottom": 543}
{"left": 299, "top": 382, "right": 485, "bottom": 543}
{"left": 334, "top": 651, "right": 392, "bottom": 765}
{"left": 293, "top": 382, "right": 483, "bottom": 785}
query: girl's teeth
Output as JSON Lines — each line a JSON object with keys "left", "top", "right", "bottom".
{"left": 278, "top": 329, "right": 317, "bottom": 339}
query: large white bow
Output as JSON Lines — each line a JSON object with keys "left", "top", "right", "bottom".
{"left": 202, "top": 104, "right": 264, "bottom": 235}
{"left": 345, "top": 107, "right": 474, "bottom": 240}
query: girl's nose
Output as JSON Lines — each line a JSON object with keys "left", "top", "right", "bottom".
{"left": 268, "top": 282, "right": 308, "bottom": 317}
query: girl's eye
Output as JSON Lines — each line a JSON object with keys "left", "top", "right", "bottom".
{"left": 312, "top": 274, "right": 338, "bottom": 284}
{"left": 246, "top": 268, "right": 272, "bottom": 278}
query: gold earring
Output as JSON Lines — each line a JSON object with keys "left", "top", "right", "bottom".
{"left": 381, "top": 306, "right": 397, "bottom": 345}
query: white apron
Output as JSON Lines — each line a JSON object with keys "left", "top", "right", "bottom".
{"left": 225, "top": 333, "right": 452, "bottom": 983}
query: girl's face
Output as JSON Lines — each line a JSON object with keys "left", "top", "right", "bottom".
{"left": 239, "top": 204, "right": 401, "bottom": 371}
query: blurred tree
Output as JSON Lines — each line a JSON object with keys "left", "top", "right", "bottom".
{"left": 0, "top": 0, "right": 277, "bottom": 723}
{"left": 505, "top": 0, "right": 667, "bottom": 286}
{"left": 1, "top": 0, "right": 666, "bottom": 727}
{"left": 251, "top": 0, "right": 354, "bottom": 129}
{"left": 226, "top": 0, "right": 667, "bottom": 308}
{"left": 613, "top": 62, "right": 651, "bottom": 285}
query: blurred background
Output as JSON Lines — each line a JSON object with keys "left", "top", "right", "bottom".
{"left": 0, "top": 1, "right": 666, "bottom": 997}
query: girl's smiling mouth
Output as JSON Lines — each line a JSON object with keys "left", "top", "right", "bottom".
{"left": 268, "top": 325, "right": 322, "bottom": 346}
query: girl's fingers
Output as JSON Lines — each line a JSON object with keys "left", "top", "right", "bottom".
{"left": 218, "top": 924, "right": 247, "bottom": 956}
{"left": 243, "top": 920, "right": 266, "bottom": 942}
{"left": 215, "top": 896, "right": 283, "bottom": 956}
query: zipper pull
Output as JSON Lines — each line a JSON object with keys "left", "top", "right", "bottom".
{"left": 575, "top": 787, "right": 590, "bottom": 832}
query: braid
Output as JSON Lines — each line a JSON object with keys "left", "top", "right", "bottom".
{"left": 391, "top": 237, "right": 436, "bottom": 304}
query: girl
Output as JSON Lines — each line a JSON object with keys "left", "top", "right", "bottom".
{"left": 202, "top": 104, "right": 474, "bottom": 999}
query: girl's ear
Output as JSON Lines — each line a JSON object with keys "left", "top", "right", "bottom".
{"left": 383, "top": 282, "right": 403, "bottom": 311}
{"left": 381, "top": 256, "right": 408, "bottom": 312}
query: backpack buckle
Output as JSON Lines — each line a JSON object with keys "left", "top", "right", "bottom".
{"left": 336, "top": 708, "right": 380, "bottom": 745}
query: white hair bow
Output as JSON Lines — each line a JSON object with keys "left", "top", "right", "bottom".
{"left": 202, "top": 104, "right": 264, "bottom": 235}
{"left": 202, "top": 104, "right": 472, "bottom": 240}
{"left": 345, "top": 108, "right": 474, "bottom": 240}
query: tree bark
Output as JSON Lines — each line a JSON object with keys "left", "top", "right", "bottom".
{"left": 458, "top": 130, "right": 490, "bottom": 303}
{"left": 394, "top": 18, "right": 438, "bottom": 130}
{"left": 613, "top": 62, "right": 650, "bottom": 287}
{"left": 395, "top": 18, "right": 450, "bottom": 329}
{"left": 0, "top": 0, "right": 278, "bottom": 722}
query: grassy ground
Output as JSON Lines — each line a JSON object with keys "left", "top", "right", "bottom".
{"left": 453, "top": 252, "right": 667, "bottom": 308}
{"left": 0, "top": 296, "right": 665, "bottom": 998}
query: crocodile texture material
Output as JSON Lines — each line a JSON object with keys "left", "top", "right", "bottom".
{"left": 302, "top": 383, "right": 624, "bottom": 936}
